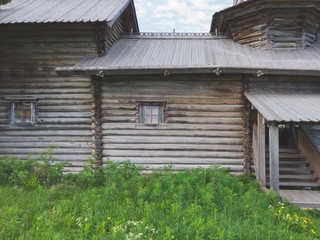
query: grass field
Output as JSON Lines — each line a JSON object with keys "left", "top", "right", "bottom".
{"left": 0, "top": 153, "right": 320, "bottom": 239}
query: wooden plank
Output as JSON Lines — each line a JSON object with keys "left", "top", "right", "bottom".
{"left": 167, "top": 117, "right": 243, "bottom": 124}
{"left": 0, "top": 88, "right": 91, "bottom": 94}
{"left": 0, "top": 148, "right": 91, "bottom": 154}
{"left": 103, "top": 150, "right": 244, "bottom": 158}
{"left": 0, "top": 124, "right": 92, "bottom": 130}
{"left": 38, "top": 105, "right": 92, "bottom": 111}
{"left": 37, "top": 118, "right": 91, "bottom": 124}
{"left": 103, "top": 136, "right": 243, "bottom": 144}
{"left": 102, "top": 116, "right": 243, "bottom": 124}
{"left": 1, "top": 94, "right": 91, "bottom": 100}
{"left": 103, "top": 130, "right": 243, "bottom": 137}
{"left": 166, "top": 111, "right": 242, "bottom": 117}
{"left": 0, "top": 154, "right": 91, "bottom": 161}
{"left": 101, "top": 161, "right": 244, "bottom": 172}
{"left": 0, "top": 82, "right": 91, "bottom": 88}
{"left": 0, "top": 130, "right": 91, "bottom": 136}
{"left": 100, "top": 97, "right": 243, "bottom": 105}
{"left": 0, "top": 142, "right": 91, "bottom": 148}
{"left": 167, "top": 104, "right": 242, "bottom": 112}
{"left": 38, "top": 112, "right": 91, "bottom": 118}
{"left": 101, "top": 93, "right": 241, "bottom": 100}
{"left": 101, "top": 109, "right": 242, "bottom": 118}
{"left": 100, "top": 123, "right": 243, "bottom": 131}
{"left": 104, "top": 143, "right": 243, "bottom": 151}
{"left": 269, "top": 123, "right": 280, "bottom": 193}
{"left": 0, "top": 136, "right": 92, "bottom": 142}
{"left": 102, "top": 157, "right": 243, "bottom": 165}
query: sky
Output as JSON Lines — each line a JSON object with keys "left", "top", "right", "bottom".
{"left": 134, "top": 0, "right": 234, "bottom": 33}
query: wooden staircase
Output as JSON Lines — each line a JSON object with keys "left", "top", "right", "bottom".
{"left": 266, "top": 148, "right": 320, "bottom": 189}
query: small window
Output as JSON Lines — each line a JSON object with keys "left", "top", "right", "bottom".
{"left": 138, "top": 100, "right": 166, "bottom": 126}
{"left": 7, "top": 97, "right": 36, "bottom": 125}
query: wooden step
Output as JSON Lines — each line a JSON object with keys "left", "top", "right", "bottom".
{"left": 258, "top": 146, "right": 320, "bottom": 190}
{"left": 278, "top": 182, "right": 320, "bottom": 187}
{"left": 267, "top": 181, "right": 320, "bottom": 188}
{"left": 266, "top": 167, "right": 313, "bottom": 174}
{"left": 279, "top": 174, "right": 319, "bottom": 181}
{"left": 266, "top": 148, "right": 300, "bottom": 154}
{"left": 266, "top": 154, "right": 305, "bottom": 159}
{"left": 277, "top": 161, "right": 309, "bottom": 166}
{"left": 266, "top": 161, "right": 309, "bottom": 166}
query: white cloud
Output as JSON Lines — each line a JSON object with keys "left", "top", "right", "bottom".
{"left": 135, "top": 0, "right": 233, "bottom": 32}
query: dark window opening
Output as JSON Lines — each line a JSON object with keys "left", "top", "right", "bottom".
{"left": 137, "top": 100, "right": 166, "bottom": 126}
{"left": 8, "top": 99, "right": 36, "bottom": 125}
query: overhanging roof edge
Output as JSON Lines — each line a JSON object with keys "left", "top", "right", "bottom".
{"left": 56, "top": 66, "right": 320, "bottom": 78}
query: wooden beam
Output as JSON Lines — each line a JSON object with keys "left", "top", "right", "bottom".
{"left": 257, "top": 112, "right": 266, "bottom": 187}
{"left": 269, "top": 122, "right": 279, "bottom": 193}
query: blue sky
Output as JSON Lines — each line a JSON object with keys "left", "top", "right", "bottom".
{"left": 134, "top": 0, "right": 233, "bottom": 33}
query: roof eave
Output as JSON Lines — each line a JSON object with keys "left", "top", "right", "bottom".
{"left": 56, "top": 66, "right": 320, "bottom": 78}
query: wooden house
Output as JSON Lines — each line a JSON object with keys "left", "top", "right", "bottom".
{"left": 1, "top": 0, "right": 320, "bottom": 195}
{"left": 0, "top": 0, "right": 139, "bottom": 172}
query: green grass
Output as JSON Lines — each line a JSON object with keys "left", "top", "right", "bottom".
{"left": 0, "top": 159, "right": 320, "bottom": 240}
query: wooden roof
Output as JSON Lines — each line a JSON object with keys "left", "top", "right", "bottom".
{"left": 57, "top": 33, "right": 320, "bottom": 76}
{"left": 245, "top": 91, "right": 320, "bottom": 123}
{"left": 0, "top": 0, "right": 135, "bottom": 26}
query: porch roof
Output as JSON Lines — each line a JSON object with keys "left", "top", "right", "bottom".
{"left": 245, "top": 91, "right": 320, "bottom": 123}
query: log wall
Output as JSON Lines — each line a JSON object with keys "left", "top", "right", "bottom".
{"left": 247, "top": 75, "right": 320, "bottom": 92}
{"left": 0, "top": 22, "right": 123, "bottom": 172}
{"left": 216, "top": 3, "right": 320, "bottom": 49}
{"left": 100, "top": 75, "right": 245, "bottom": 174}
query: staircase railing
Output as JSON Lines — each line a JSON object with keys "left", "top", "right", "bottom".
{"left": 298, "top": 126, "right": 320, "bottom": 184}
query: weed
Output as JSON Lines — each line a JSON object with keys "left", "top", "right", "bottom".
{"left": 0, "top": 154, "right": 319, "bottom": 239}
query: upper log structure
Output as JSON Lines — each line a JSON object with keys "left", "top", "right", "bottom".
{"left": 211, "top": 0, "right": 320, "bottom": 49}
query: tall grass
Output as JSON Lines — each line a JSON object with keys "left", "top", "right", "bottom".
{"left": 0, "top": 153, "right": 319, "bottom": 239}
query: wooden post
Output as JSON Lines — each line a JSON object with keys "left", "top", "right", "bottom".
{"left": 269, "top": 122, "right": 279, "bottom": 193}
{"left": 257, "top": 112, "right": 266, "bottom": 187}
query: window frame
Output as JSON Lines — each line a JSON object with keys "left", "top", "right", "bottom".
{"left": 137, "top": 100, "right": 167, "bottom": 126}
{"left": 6, "top": 96, "right": 37, "bottom": 126}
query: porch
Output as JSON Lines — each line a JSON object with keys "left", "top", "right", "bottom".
{"left": 280, "top": 190, "right": 320, "bottom": 209}
{"left": 245, "top": 90, "right": 320, "bottom": 208}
